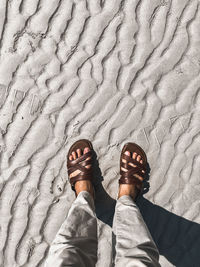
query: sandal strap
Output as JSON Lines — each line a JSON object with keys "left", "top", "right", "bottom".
{"left": 121, "top": 153, "right": 146, "bottom": 170}
{"left": 120, "top": 168, "right": 145, "bottom": 179}
{"left": 68, "top": 158, "right": 92, "bottom": 175}
{"left": 120, "top": 154, "right": 146, "bottom": 190}
{"left": 68, "top": 164, "right": 92, "bottom": 176}
{"left": 67, "top": 150, "right": 93, "bottom": 190}
{"left": 119, "top": 176, "right": 142, "bottom": 187}
{"left": 121, "top": 161, "right": 145, "bottom": 174}
{"left": 67, "top": 151, "right": 92, "bottom": 167}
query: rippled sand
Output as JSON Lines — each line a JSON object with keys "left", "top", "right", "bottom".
{"left": 0, "top": 0, "right": 200, "bottom": 266}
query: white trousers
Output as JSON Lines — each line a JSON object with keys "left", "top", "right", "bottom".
{"left": 45, "top": 191, "right": 160, "bottom": 267}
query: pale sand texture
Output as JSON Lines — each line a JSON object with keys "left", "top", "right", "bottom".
{"left": 0, "top": 0, "right": 200, "bottom": 266}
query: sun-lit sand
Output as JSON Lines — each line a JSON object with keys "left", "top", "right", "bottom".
{"left": 0, "top": 0, "right": 200, "bottom": 266}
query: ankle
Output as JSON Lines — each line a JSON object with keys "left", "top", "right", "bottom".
{"left": 118, "top": 184, "right": 137, "bottom": 200}
{"left": 75, "top": 180, "right": 94, "bottom": 197}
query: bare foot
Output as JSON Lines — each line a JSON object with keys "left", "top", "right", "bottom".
{"left": 118, "top": 150, "right": 145, "bottom": 200}
{"left": 69, "top": 147, "right": 94, "bottom": 197}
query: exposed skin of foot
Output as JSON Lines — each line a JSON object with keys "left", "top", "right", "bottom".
{"left": 118, "top": 150, "right": 145, "bottom": 201}
{"left": 69, "top": 147, "right": 144, "bottom": 200}
{"left": 69, "top": 147, "right": 94, "bottom": 197}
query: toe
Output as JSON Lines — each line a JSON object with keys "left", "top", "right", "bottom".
{"left": 140, "top": 158, "right": 145, "bottom": 173}
{"left": 72, "top": 151, "right": 77, "bottom": 160}
{"left": 122, "top": 151, "right": 131, "bottom": 172}
{"left": 84, "top": 147, "right": 91, "bottom": 169}
{"left": 125, "top": 150, "right": 131, "bottom": 156}
{"left": 132, "top": 152, "right": 137, "bottom": 159}
{"left": 69, "top": 155, "right": 73, "bottom": 160}
{"left": 77, "top": 148, "right": 82, "bottom": 157}
{"left": 137, "top": 155, "right": 141, "bottom": 161}
{"left": 126, "top": 151, "right": 136, "bottom": 168}
{"left": 84, "top": 147, "right": 90, "bottom": 154}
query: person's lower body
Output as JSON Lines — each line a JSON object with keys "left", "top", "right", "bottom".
{"left": 44, "top": 191, "right": 98, "bottom": 267}
{"left": 113, "top": 195, "right": 160, "bottom": 267}
{"left": 45, "top": 191, "right": 160, "bottom": 267}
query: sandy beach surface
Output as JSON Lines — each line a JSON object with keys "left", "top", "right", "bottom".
{"left": 0, "top": 0, "right": 200, "bottom": 266}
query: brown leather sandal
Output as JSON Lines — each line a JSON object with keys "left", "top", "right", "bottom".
{"left": 67, "top": 139, "right": 94, "bottom": 194}
{"left": 119, "top": 142, "right": 147, "bottom": 197}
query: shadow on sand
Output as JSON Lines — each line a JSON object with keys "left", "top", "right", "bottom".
{"left": 93, "top": 151, "right": 200, "bottom": 267}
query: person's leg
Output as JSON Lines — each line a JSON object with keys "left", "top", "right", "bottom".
{"left": 113, "top": 149, "right": 160, "bottom": 267}
{"left": 113, "top": 195, "right": 160, "bottom": 267}
{"left": 45, "top": 144, "right": 97, "bottom": 267}
{"left": 45, "top": 190, "right": 97, "bottom": 267}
